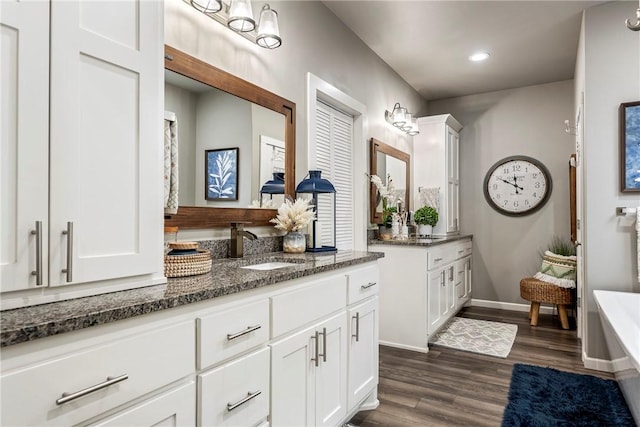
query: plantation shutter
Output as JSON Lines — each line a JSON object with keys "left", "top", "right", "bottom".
{"left": 315, "top": 100, "right": 354, "bottom": 250}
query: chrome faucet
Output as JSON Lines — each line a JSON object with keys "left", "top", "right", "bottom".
{"left": 230, "top": 222, "right": 257, "bottom": 258}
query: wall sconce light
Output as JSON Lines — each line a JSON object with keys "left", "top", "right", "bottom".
{"left": 186, "top": 0, "right": 282, "bottom": 49}
{"left": 385, "top": 103, "right": 419, "bottom": 136}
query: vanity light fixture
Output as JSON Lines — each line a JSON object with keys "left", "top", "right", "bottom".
{"left": 626, "top": 1, "right": 640, "bottom": 31}
{"left": 385, "top": 103, "right": 419, "bottom": 136}
{"left": 185, "top": 0, "right": 282, "bottom": 49}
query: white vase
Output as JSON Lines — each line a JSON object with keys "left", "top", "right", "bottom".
{"left": 417, "top": 224, "right": 433, "bottom": 237}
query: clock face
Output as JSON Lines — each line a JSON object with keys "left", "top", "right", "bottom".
{"left": 483, "top": 156, "right": 552, "bottom": 216}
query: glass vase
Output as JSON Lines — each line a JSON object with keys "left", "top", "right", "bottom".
{"left": 283, "top": 231, "right": 306, "bottom": 253}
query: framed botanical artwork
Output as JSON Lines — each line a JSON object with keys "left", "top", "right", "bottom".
{"left": 205, "top": 148, "right": 238, "bottom": 200}
{"left": 621, "top": 101, "right": 640, "bottom": 192}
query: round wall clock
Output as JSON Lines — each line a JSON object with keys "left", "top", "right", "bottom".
{"left": 483, "top": 155, "right": 552, "bottom": 216}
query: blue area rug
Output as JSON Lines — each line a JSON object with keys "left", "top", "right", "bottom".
{"left": 502, "top": 364, "right": 635, "bottom": 427}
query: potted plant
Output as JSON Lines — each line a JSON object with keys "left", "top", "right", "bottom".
{"left": 534, "top": 236, "right": 577, "bottom": 288}
{"left": 414, "top": 205, "right": 438, "bottom": 236}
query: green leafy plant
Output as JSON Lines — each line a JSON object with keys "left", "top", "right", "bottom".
{"left": 414, "top": 206, "right": 438, "bottom": 226}
{"left": 383, "top": 206, "right": 397, "bottom": 227}
{"left": 544, "top": 235, "right": 576, "bottom": 257}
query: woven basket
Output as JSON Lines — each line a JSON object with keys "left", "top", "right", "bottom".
{"left": 520, "top": 277, "right": 573, "bottom": 305}
{"left": 164, "top": 249, "right": 212, "bottom": 278}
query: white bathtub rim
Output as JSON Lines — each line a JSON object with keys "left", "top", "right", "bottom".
{"left": 593, "top": 290, "right": 640, "bottom": 374}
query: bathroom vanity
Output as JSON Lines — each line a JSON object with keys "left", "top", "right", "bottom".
{"left": 369, "top": 235, "right": 472, "bottom": 353}
{"left": 1, "top": 251, "right": 382, "bottom": 426}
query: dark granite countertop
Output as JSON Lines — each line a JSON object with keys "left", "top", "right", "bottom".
{"left": 368, "top": 234, "right": 473, "bottom": 246}
{"left": 1, "top": 250, "right": 383, "bottom": 348}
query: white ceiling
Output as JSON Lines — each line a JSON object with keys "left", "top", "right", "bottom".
{"left": 323, "top": 1, "right": 606, "bottom": 101}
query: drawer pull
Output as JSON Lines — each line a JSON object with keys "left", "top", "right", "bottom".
{"left": 30, "top": 221, "right": 43, "bottom": 286}
{"left": 457, "top": 250, "right": 464, "bottom": 254}
{"left": 56, "top": 374, "right": 128, "bottom": 405}
{"left": 434, "top": 257, "right": 443, "bottom": 262}
{"left": 352, "top": 312, "right": 360, "bottom": 342}
{"left": 227, "top": 325, "right": 261, "bottom": 341}
{"left": 311, "top": 331, "right": 320, "bottom": 367}
{"left": 361, "top": 282, "right": 376, "bottom": 290}
{"left": 227, "top": 390, "right": 262, "bottom": 412}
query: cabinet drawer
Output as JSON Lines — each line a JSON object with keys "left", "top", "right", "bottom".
{"left": 197, "top": 299, "right": 269, "bottom": 369}
{"left": 271, "top": 274, "right": 347, "bottom": 337}
{"left": 347, "top": 264, "right": 379, "bottom": 305}
{"left": 89, "top": 380, "right": 196, "bottom": 426}
{"left": 427, "top": 245, "right": 454, "bottom": 270}
{"left": 198, "top": 347, "right": 270, "bottom": 427}
{"left": 1, "top": 321, "right": 195, "bottom": 426}
{"left": 454, "top": 239, "right": 472, "bottom": 259}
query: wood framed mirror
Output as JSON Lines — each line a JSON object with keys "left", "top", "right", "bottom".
{"left": 369, "top": 138, "right": 410, "bottom": 224}
{"left": 163, "top": 45, "right": 295, "bottom": 228}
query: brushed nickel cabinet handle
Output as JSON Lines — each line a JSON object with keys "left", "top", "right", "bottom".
{"left": 227, "top": 325, "right": 261, "bottom": 341}
{"left": 56, "top": 374, "right": 128, "bottom": 405}
{"left": 61, "top": 221, "right": 73, "bottom": 282}
{"left": 361, "top": 282, "right": 376, "bottom": 289}
{"left": 227, "top": 390, "right": 261, "bottom": 412}
{"left": 441, "top": 270, "right": 445, "bottom": 287}
{"left": 352, "top": 312, "right": 360, "bottom": 342}
{"left": 311, "top": 331, "right": 320, "bottom": 367}
{"left": 319, "top": 327, "right": 327, "bottom": 363}
{"left": 30, "top": 221, "right": 43, "bottom": 286}
{"left": 434, "top": 257, "right": 443, "bottom": 262}
{"left": 449, "top": 265, "right": 454, "bottom": 281}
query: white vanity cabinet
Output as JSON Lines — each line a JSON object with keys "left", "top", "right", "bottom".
{"left": 370, "top": 238, "right": 472, "bottom": 353}
{"left": 1, "top": 0, "right": 164, "bottom": 299}
{"left": 1, "top": 260, "right": 381, "bottom": 427}
{"left": 414, "top": 114, "right": 463, "bottom": 237}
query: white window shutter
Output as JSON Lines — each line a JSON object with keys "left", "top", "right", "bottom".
{"left": 315, "top": 101, "right": 354, "bottom": 250}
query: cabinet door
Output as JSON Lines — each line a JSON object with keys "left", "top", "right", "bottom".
{"left": 88, "top": 381, "right": 196, "bottom": 427}
{"left": 49, "top": 0, "right": 163, "bottom": 286}
{"left": 347, "top": 297, "right": 378, "bottom": 411}
{"left": 427, "top": 269, "right": 444, "bottom": 334}
{"left": 270, "top": 323, "right": 316, "bottom": 427}
{"left": 315, "top": 313, "right": 348, "bottom": 427}
{"left": 454, "top": 258, "right": 466, "bottom": 308}
{"left": 0, "top": 0, "right": 49, "bottom": 291}
{"left": 464, "top": 256, "right": 472, "bottom": 300}
{"left": 446, "top": 127, "right": 459, "bottom": 233}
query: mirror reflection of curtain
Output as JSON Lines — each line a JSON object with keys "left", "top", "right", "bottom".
{"left": 164, "top": 111, "right": 179, "bottom": 214}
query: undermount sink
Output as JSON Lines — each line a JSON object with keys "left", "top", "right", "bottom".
{"left": 240, "top": 262, "right": 301, "bottom": 271}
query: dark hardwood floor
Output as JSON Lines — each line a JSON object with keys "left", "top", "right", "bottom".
{"left": 349, "top": 306, "right": 614, "bottom": 427}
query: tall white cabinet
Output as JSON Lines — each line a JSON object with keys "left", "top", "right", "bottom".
{"left": 1, "top": 0, "right": 164, "bottom": 302}
{"left": 414, "top": 115, "right": 463, "bottom": 237}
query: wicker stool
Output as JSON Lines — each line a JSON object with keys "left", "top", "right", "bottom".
{"left": 520, "top": 277, "right": 573, "bottom": 330}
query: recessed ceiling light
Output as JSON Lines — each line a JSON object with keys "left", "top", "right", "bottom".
{"left": 469, "top": 52, "right": 490, "bottom": 62}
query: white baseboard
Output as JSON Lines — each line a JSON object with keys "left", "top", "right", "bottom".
{"left": 379, "top": 340, "right": 429, "bottom": 354}
{"left": 471, "top": 298, "right": 555, "bottom": 315}
{"left": 582, "top": 351, "right": 615, "bottom": 373}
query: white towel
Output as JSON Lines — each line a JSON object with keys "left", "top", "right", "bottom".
{"left": 636, "top": 207, "right": 640, "bottom": 282}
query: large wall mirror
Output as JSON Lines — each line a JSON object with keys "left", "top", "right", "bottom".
{"left": 163, "top": 45, "right": 295, "bottom": 228}
{"left": 369, "top": 138, "right": 410, "bottom": 224}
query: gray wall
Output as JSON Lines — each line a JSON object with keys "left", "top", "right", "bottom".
{"left": 429, "top": 80, "right": 575, "bottom": 303}
{"left": 581, "top": 2, "right": 640, "bottom": 359}
{"left": 165, "top": 0, "right": 427, "bottom": 237}
{"left": 164, "top": 83, "right": 197, "bottom": 206}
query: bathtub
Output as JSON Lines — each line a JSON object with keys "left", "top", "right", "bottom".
{"left": 593, "top": 290, "right": 640, "bottom": 425}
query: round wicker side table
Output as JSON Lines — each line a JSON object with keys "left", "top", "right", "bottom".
{"left": 519, "top": 277, "right": 573, "bottom": 330}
